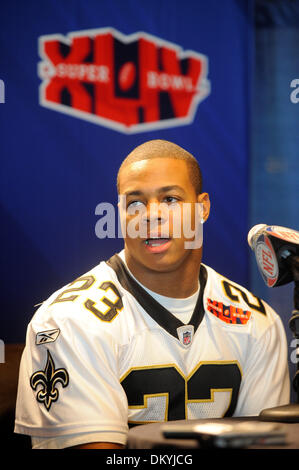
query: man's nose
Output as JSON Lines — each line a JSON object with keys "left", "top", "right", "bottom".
{"left": 142, "top": 202, "right": 167, "bottom": 224}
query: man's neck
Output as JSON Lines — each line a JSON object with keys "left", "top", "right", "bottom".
{"left": 124, "top": 250, "right": 202, "bottom": 298}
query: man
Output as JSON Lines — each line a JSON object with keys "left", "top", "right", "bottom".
{"left": 14, "top": 139, "right": 290, "bottom": 449}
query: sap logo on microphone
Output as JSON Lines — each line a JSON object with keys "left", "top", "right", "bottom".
{"left": 38, "top": 28, "right": 210, "bottom": 133}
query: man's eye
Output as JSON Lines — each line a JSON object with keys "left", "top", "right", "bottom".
{"left": 163, "top": 196, "right": 179, "bottom": 204}
{"left": 127, "top": 200, "right": 145, "bottom": 209}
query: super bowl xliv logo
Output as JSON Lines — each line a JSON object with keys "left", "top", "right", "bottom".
{"left": 38, "top": 28, "right": 210, "bottom": 134}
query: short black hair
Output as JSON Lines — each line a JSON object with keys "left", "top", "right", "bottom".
{"left": 117, "top": 139, "right": 202, "bottom": 194}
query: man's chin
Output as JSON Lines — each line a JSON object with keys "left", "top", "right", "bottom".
{"left": 125, "top": 242, "right": 192, "bottom": 274}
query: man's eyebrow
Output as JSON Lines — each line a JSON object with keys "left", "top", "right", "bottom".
{"left": 157, "top": 185, "right": 186, "bottom": 194}
{"left": 123, "top": 190, "right": 143, "bottom": 197}
{"left": 123, "top": 186, "right": 186, "bottom": 197}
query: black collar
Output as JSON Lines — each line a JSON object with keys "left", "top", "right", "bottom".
{"left": 106, "top": 254, "right": 207, "bottom": 341}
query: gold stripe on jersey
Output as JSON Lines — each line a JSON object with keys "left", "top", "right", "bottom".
{"left": 127, "top": 393, "right": 169, "bottom": 424}
{"left": 187, "top": 359, "right": 243, "bottom": 384}
{"left": 120, "top": 363, "right": 185, "bottom": 382}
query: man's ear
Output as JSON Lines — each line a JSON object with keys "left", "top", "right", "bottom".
{"left": 197, "top": 192, "right": 210, "bottom": 223}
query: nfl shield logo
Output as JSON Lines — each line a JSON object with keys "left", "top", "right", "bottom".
{"left": 177, "top": 325, "right": 194, "bottom": 348}
{"left": 183, "top": 331, "right": 191, "bottom": 346}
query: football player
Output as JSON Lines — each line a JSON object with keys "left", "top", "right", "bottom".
{"left": 14, "top": 140, "right": 290, "bottom": 449}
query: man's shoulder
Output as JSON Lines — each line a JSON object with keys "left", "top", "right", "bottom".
{"left": 40, "top": 257, "right": 114, "bottom": 302}
{"left": 29, "top": 253, "right": 127, "bottom": 331}
{"left": 202, "top": 263, "right": 280, "bottom": 330}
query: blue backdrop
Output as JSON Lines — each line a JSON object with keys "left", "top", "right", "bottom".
{"left": 1, "top": 0, "right": 253, "bottom": 342}
{"left": 251, "top": 0, "right": 299, "bottom": 401}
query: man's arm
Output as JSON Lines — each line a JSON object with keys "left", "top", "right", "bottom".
{"left": 70, "top": 442, "right": 125, "bottom": 449}
{"left": 15, "top": 316, "right": 129, "bottom": 449}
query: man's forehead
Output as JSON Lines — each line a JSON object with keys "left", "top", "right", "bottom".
{"left": 123, "top": 185, "right": 187, "bottom": 197}
{"left": 118, "top": 157, "right": 190, "bottom": 192}
{"left": 124, "top": 158, "right": 153, "bottom": 173}
{"left": 120, "top": 157, "right": 189, "bottom": 178}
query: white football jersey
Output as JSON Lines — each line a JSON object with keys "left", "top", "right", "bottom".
{"left": 14, "top": 251, "right": 290, "bottom": 448}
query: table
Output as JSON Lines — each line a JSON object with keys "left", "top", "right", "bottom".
{"left": 127, "top": 417, "right": 299, "bottom": 449}
{"left": 0, "top": 343, "right": 31, "bottom": 448}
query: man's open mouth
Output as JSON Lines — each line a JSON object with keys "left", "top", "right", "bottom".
{"left": 145, "top": 237, "right": 170, "bottom": 247}
{"left": 143, "top": 237, "right": 172, "bottom": 253}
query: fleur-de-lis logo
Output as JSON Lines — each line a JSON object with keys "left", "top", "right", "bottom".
{"left": 30, "top": 350, "right": 69, "bottom": 411}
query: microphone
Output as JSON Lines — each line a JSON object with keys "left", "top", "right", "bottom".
{"left": 248, "top": 224, "right": 299, "bottom": 288}
{"left": 249, "top": 224, "right": 299, "bottom": 421}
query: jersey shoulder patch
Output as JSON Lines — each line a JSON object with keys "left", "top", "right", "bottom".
{"left": 203, "top": 265, "right": 272, "bottom": 328}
